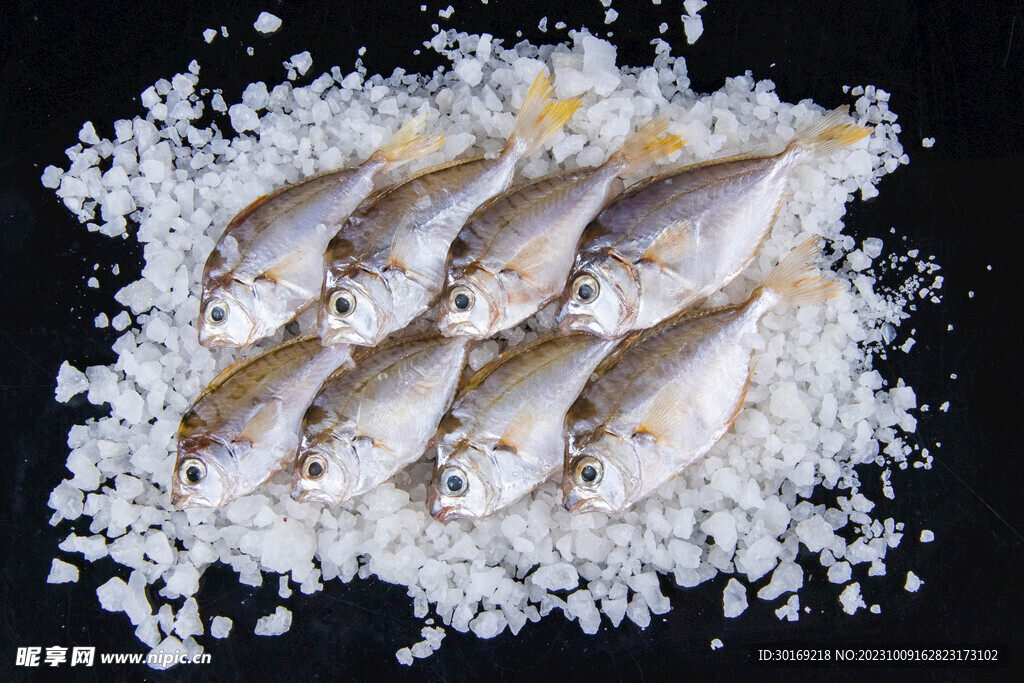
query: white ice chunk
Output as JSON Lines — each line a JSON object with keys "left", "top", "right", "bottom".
{"left": 47, "top": 558, "right": 79, "bottom": 584}
{"left": 254, "top": 12, "right": 282, "bottom": 33}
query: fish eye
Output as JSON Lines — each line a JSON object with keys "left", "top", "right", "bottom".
{"left": 302, "top": 454, "right": 327, "bottom": 481}
{"left": 447, "top": 286, "right": 475, "bottom": 313}
{"left": 204, "top": 299, "right": 229, "bottom": 325}
{"left": 571, "top": 274, "right": 600, "bottom": 304}
{"left": 573, "top": 455, "right": 603, "bottom": 488}
{"left": 328, "top": 289, "right": 356, "bottom": 319}
{"left": 178, "top": 457, "right": 207, "bottom": 485}
{"left": 440, "top": 465, "right": 468, "bottom": 497}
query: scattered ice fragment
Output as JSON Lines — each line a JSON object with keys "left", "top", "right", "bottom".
{"left": 538, "top": 16, "right": 548, "bottom": 32}
{"left": 659, "top": 22, "right": 668, "bottom": 34}
{"left": 41, "top": 165, "right": 63, "bottom": 188}
{"left": 839, "top": 582, "right": 866, "bottom": 614}
{"left": 723, "top": 578, "right": 748, "bottom": 617}
{"left": 228, "top": 104, "right": 260, "bottom": 132}
{"left": 682, "top": 15, "right": 704, "bottom": 43}
{"left": 203, "top": 28, "right": 216, "bottom": 43}
{"left": 711, "top": 638, "right": 723, "bottom": 650}
{"left": 254, "top": 607, "right": 293, "bottom": 636}
{"left": 396, "top": 647, "right": 414, "bottom": 666}
{"left": 55, "top": 362, "right": 89, "bottom": 402}
{"left": 922, "top": 137, "right": 935, "bottom": 147}
{"left": 47, "top": 558, "right": 79, "bottom": 583}
{"left": 905, "top": 572, "right": 923, "bottom": 592}
{"left": 439, "top": 5, "right": 454, "bottom": 19}
{"left": 147, "top": 636, "right": 183, "bottom": 670}
{"left": 920, "top": 530, "right": 934, "bottom": 543}
{"left": 254, "top": 12, "right": 282, "bottom": 33}
{"left": 87, "top": 277, "right": 100, "bottom": 288}
{"left": 289, "top": 51, "right": 313, "bottom": 75}
{"left": 605, "top": 9, "right": 619, "bottom": 23}
{"left": 211, "top": 616, "right": 233, "bottom": 639}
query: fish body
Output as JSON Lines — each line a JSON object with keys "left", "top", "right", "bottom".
{"left": 429, "top": 333, "right": 617, "bottom": 521}
{"left": 319, "top": 71, "right": 580, "bottom": 347}
{"left": 292, "top": 335, "right": 470, "bottom": 505}
{"left": 439, "top": 120, "right": 685, "bottom": 339}
{"left": 563, "top": 238, "right": 838, "bottom": 514}
{"left": 198, "top": 115, "right": 443, "bottom": 347}
{"left": 558, "top": 107, "right": 868, "bottom": 338}
{"left": 172, "top": 336, "right": 352, "bottom": 509}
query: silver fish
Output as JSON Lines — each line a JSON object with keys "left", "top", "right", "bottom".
{"left": 429, "top": 333, "right": 617, "bottom": 521}
{"left": 198, "top": 114, "right": 442, "bottom": 348}
{"left": 558, "top": 107, "right": 868, "bottom": 339}
{"left": 319, "top": 71, "right": 580, "bottom": 347}
{"left": 172, "top": 336, "right": 352, "bottom": 509}
{"left": 438, "top": 120, "right": 685, "bottom": 339}
{"left": 291, "top": 334, "right": 469, "bottom": 505}
{"left": 563, "top": 238, "right": 838, "bottom": 514}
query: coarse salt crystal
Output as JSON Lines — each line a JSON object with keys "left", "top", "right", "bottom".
{"left": 254, "top": 12, "right": 282, "bottom": 33}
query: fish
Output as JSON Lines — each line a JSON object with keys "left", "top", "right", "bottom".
{"left": 291, "top": 334, "right": 470, "bottom": 506}
{"left": 437, "top": 120, "right": 685, "bottom": 339}
{"left": 557, "top": 106, "right": 868, "bottom": 339}
{"left": 197, "top": 114, "right": 443, "bottom": 348}
{"left": 429, "top": 332, "right": 618, "bottom": 521}
{"left": 171, "top": 336, "right": 353, "bottom": 509}
{"left": 562, "top": 237, "right": 838, "bottom": 514}
{"left": 319, "top": 70, "right": 581, "bottom": 347}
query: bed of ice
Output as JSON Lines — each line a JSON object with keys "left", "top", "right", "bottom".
{"left": 44, "top": 7, "right": 939, "bottom": 668}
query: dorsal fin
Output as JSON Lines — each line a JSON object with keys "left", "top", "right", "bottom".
{"left": 455, "top": 331, "right": 561, "bottom": 400}
{"left": 193, "top": 335, "right": 318, "bottom": 403}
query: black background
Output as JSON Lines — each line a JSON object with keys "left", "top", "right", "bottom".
{"left": 2, "top": 0, "right": 1022, "bottom": 679}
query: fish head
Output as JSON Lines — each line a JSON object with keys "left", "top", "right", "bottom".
{"left": 171, "top": 434, "right": 236, "bottom": 509}
{"left": 290, "top": 433, "right": 359, "bottom": 505}
{"left": 557, "top": 252, "right": 639, "bottom": 339}
{"left": 562, "top": 433, "right": 637, "bottom": 515}
{"left": 437, "top": 270, "right": 501, "bottom": 339}
{"left": 197, "top": 281, "right": 261, "bottom": 348}
{"left": 319, "top": 267, "right": 394, "bottom": 347}
{"left": 428, "top": 443, "right": 498, "bottom": 522}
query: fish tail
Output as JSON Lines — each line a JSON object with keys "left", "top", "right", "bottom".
{"left": 607, "top": 119, "right": 686, "bottom": 175}
{"left": 789, "top": 105, "right": 871, "bottom": 157}
{"left": 374, "top": 112, "right": 445, "bottom": 165}
{"left": 505, "top": 70, "right": 581, "bottom": 158}
{"left": 763, "top": 236, "right": 840, "bottom": 306}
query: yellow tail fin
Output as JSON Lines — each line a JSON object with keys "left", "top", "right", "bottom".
{"left": 764, "top": 236, "right": 840, "bottom": 306}
{"left": 506, "top": 70, "right": 581, "bottom": 158}
{"left": 790, "top": 105, "right": 871, "bottom": 156}
{"left": 375, "top": 112, "right": 445, "bottom": 165}
{"left": 607, "top": 119, "right": 687, "bottom": 176}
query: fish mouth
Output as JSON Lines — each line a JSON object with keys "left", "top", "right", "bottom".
{"left": 558, "top": 314, "right": 617, "bottom": 339}
{"left": 291, "top": 487, "right": 337, "bottom": 505}
{"left": 565, "top": 495, "right": 612, "bottom": 515}
{"left": 431, "top": 505, "right": 471, "bottom": 523}
{"left": 319, "top": 324, "right": 375, "bottom": 348}
{"left": 198, "top": 333, "right": 246, "bottom": 349}
{"left": 170, "top": 491, "right": 217, "bottom": 510}
{"left": 437, "top": 319, "right": 488, "bottom": 340}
